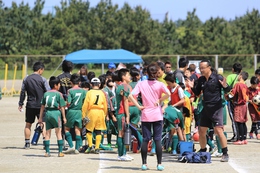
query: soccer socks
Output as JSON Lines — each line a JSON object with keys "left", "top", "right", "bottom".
{"left": 172, "top": 135, "right": 179, "bottom": 151}
{"left": 136, "top": 131, "right": 143, "bottom": 149}
{"left": 44, "top": 140, "right": 50, "bottom": 153}
{"left": 65, "top": 132, "right": 74, "bottom": 148}
{"left": 95, "top": 135, "right": 102, "bottom": 150}
{"left": 107, "top": 133, "right": 112, "bottom": 145}
{"left": 117, "top": 137, "right": 123, "bottom": 156}
{"left": 75, "top": 135, "right": 81, "bottom": 150}
{"left": 57, "top": 140, "right": 63, "bottom": 153}
{"left": 86, "top": 133, "right": 93, "bottom": 147}
{"left": 186, "top": 134, "right": 191, "bottom": 142}
{"left": 207, "top": 135, "right": 215, "bottom": 149}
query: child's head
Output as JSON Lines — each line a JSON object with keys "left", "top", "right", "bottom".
{"left": 106, "top": 71, "right": 113, "bottom": 80}
{"left": 239, "top": 71, "right": 248, "bottom": 81}
{"left": 62, "top": 60, "right": 73, "bottom": 73}
{"left": 142, "top": 67, "right": 147, "bottom": 75}
{"left": 130, "top": 67, "right": 141, "bottom": 82}
{"left": 147, "top": 63, "right": 159, "bottom": 79}
{"left": 111, "top": 70, "right": 118, "bottom": 82}
{"left": 185, "top": 68, "right": 191, "bottom": 78}
{"left": 118, "top": 68, "right": 130, "bottom": 83}
{"left": 98, "top": 74, "right": 107, "bottom": 89}
{"left": 90, "top": 78, "right": 101, "bottom": 88}
{"left": 70, "top": 73, "right": 80, "bottom": 85}
{"left": 80, "top": 81, "right": 90, "bottom": 90}
{"left": 255, "top": 69, "right": 260, "bottom": 80}
{"left": 106, "top": 79, "right": 114, "bottom": 88}
{"left": 250, "top": 76, "right": 259, "bottom": 89}
{"left": 232, "top": 62, "right": 242, "bottom": 74}
{"left": 164, "top": 73, "right": 177, "bottom": 88}
{"left": 49, "top": 76, "right": 60, "bottom": 90}
{"left": 87, "top": 71, "right": 96, "bottom": 82}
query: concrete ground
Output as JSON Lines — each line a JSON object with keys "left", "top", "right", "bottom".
{"left": 0, "top": 96, "right": 259, "bottom": 173}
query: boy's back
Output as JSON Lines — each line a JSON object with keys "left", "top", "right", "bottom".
{"left": 42, "top": 90, "right": 66, "bottom": 109}
{"left": 67, "top": 87, "right": 86, "bottom": 110}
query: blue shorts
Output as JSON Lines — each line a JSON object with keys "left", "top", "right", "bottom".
{"left": 141, "top": 120, "right": 163, "bottom": 142}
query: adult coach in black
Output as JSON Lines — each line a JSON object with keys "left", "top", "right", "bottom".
{"left": 18, "top": 62, "right": 50, "bottom": 149}
{"left": 187, "top": 60, "right": 231, "bottom": 162}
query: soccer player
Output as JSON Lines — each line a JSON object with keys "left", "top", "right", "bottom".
{"left": 63, "top": 74, "right": 86, "bottom": 154}
{"left": 38, "top": 76, "right": 66, "bottom": 157}
{"left": 115, "top": 68, "right": 133, "bottom": 161}
{"left": 82, "top": 78, "right": 107, "bottom": 154}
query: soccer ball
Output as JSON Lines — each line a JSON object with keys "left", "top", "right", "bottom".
{"left": 253, "top": 95, "right": 260, "bottom": 105}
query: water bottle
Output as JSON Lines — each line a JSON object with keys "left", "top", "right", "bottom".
{"left": 124, "top": 125, "right": 132, "bottom": 145}
{"left": 31, "top": 123, "right": 44, "bottom": 145}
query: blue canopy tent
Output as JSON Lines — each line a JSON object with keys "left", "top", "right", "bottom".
{"left": 65, "top": 49, "right": 143, "bottom": 73}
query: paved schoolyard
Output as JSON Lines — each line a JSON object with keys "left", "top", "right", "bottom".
{"left": 0, "top": 97, "right": 259, "bottom": 173}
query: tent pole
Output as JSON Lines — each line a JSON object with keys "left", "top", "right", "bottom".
{"left": 102, "top": 63, "right": 104, "bottom": 74}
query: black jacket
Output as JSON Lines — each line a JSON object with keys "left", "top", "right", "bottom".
{"left": 19, "top": 73, "right": 49, "bottom": 109}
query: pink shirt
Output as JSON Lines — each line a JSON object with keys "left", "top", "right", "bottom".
{"left": 131, "top": 79, "right": 170, "bottom": 122}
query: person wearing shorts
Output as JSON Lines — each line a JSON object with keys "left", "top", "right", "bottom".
{"left": 38, "top": 76, "right": 66, "bottom": 157}
{"left": 18, "top": 62, "right": 49, "bottom": 149}
{"left": 63, "top": 74, "right": 86, "bottom": 154}
{"left": 188, "top": 59, "right": 231, "bottom": 162}
{"left": 82, "top": 78, "right": 107, "bottom": 154}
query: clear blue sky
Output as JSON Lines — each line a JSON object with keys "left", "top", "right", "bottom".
{"left": 4, "top": 0, "right": 260, "bottom": 22}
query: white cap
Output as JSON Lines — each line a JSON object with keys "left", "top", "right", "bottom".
{"left": 91, "top": 77, "right": 100, "bottom": 83}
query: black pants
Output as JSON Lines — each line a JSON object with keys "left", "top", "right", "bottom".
{"left": 227, "top": 101, "right": 239, "bottom": 140}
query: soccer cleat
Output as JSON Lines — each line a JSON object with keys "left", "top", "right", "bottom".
{"left": 141, "top": 164, "right": 148, "bottom": 171}
{"left": 107, "top": 143, "right": 112, "bottom": 148}
{"left": 85, "top": 146, "right": 95, "bottom": 154}
{"left": 211, "top": 150, "right": 223, "bottom": 157}
{"left": 233, "top": 140, "right": 244, "bottom": 145}
{"left": 63, "top": 147, "right": 75, "bottom": 154}
{"left": 227, "top": 136, "right": 237, "bottom": 142}
{"left": 157, "top": 165, "right": 164, "bottom": 171}
{"left": 220, "top": 154, "right": 229, "bottom": 162}
{"left": 124, "top": 154, "right": 134, "bottom": 160}
{"left": 172, "top": 150, "right": 177, "bottom": 155}
{"left": 24, "top": 143, "right": 30, "bottom": 149}
{"left": 243, "top": 140, "right": 248, "bottom": 144}
{"left": 117, "top": 156, "right": 132, "bottom": 161}
{"left": 58, "top": 152, "right": 64, "bottom": 157}
{"left": 74, "top": 150, "right": 79, "bottom": 154}
{"left": 94, "top": 149, "right": 100, "bottom": 154}
{"left": 249, "top": 132, "right": 254, "bottom": 139}
{"left": 210, "top": 146, "right": 218, "bottom": 154}
{"left": 44, "top": 152, "right": 51, "bottom": 157}
{"left": 257, "top": 134, "right": 260, "bottom": 140}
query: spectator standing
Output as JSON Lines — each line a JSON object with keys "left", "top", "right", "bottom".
{"left": 18, "top": 62, "right": 49, "bottom": 149}
{"left": 226, "top": 63, "right": 242, "bottom": 142}
{"left": 128, "top": 63, "right": 170, "bottom": 171}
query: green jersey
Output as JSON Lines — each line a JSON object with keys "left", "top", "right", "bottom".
{"left": 115, "top": 83, "right": 130, "bottom": 115}
{"left": 226, "top": 73, "right": 239, "bottom": 88}
{"left": 41, "top": 90, "right": 66, "bottom": 110}
{"left": 67, "top": 87, "right": 86, "bottom": 110}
